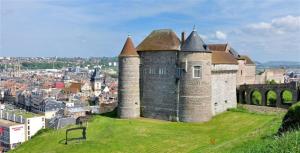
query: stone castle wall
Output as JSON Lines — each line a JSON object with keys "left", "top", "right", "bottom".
{"left": 118, "top": 56, "right": 140, "bottom": 118}
{"left": 237, "top": 60, "right": 256, "bottom": 87}
{"left": 211, "top": 64, "right": 238, "bottom": 115}
{"left": 245, "top": 65, "right": 256, "bottom": 84}
{"left": 139, "top": 51, "right": 178, "bottom": 121}
{"left": 178, "top": 52, "right": 213, "bottom": 122}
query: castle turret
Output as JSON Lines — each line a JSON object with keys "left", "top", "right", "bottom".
{"left": 118, "top": 36, "right": 140, "bottom": 118}
{"left": 179, "top": 28, "right": 213, "bottom": 122}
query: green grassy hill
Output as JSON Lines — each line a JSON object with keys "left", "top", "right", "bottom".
{"left": 11, "top": 110, "right": 283, "bottom": 153}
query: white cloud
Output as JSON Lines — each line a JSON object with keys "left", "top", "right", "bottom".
{"left": 227, "top": 15, "right": 300, "bottom": 62}
{"left": 247, "top": 15, "right": 300, "bottom": 33}
{"left": 272, "top": 15, "right": 300, "bottom": 31}
{"left": 248, "top": 22, "right": 272, "bottom": 30}
{"left": 215, "top": 31, "right": 227, "bottom": 40}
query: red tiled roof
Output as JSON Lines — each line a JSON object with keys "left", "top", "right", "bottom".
{"left": 212, "top": 51, "right": 238, "bottom": 64}
{"left": 119, "top": 36, "right": 138, "bottom": 57}
{"left": 238, "top": 55, "right": 255, "bottom": 65}
{"left": 137, "top": 29, "right": 180, "bottom": 51}
{"left": 54, "top": 82, "right": 65, "bottom": 89}
{"left": 207, "top": 44, "right": 228, "bottom": 51}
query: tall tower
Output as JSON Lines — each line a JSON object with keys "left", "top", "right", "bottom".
{"left": 136, "top": 29, "right": 180, "bottom": 121}
{"left": 118, "top": 36, "right": 140, "bottom": 118}
{"left": 179, "top": 28, "right": 213, "bottom": 122}
{"left": 91, "top": 67, "right": 102, "bottom": 96}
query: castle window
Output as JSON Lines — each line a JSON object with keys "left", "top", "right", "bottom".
{"left": 176, "top": 68, "right": 184, "bottom": 78}
{"left": 159, "top": 67, "right": 166, "bottom": 75}
{"left": 149, "top": 68, "right": 155, "bottom": 74}
{"left": 193, "top": 66, "right": 202, "bottom": 78}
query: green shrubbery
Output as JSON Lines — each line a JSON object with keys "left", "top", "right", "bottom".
{"left": 278, "top": 102, "right": 300, "bottom": 133}
{"left": 251, "top": 90, "right": 262, "bottom": 105}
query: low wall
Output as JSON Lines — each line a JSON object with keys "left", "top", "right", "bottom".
{"left": 238, "top": 104, "right": 287, "bottom": 114}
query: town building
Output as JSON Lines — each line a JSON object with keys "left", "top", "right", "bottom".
{"left": 0, "top": 107, "right": 45, "bottom": 141}
{"left": 39, "top": 99, "right": 65, "bottom": 119}
{"left": 285, "top": 71, "right": 300, "bottom": 83}
{"left": 0, "top": 119, "right": 25, "bottom": 152}
{"left": 256, "top": 68, "right": 285, "bottom": 84}
{"left": 30, "top": 90, "right": 48, "bottom": 113}
{"left": 90, "top": 67, "right": 102, "bottom": 96}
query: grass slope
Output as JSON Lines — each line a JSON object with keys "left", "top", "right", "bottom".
{"left": 231, "top": 130, "right": 300, "bottom": 153}
{"left": 11, "top": 111, "right": 282, "bottom": 153}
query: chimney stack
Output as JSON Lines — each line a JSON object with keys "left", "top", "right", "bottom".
{"left": 181, "top": 32, "right": 186, "bottom": 46}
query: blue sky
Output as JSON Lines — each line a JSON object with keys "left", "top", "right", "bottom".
{"left": 1, "top": 0, "right": 300, "bottom": 62}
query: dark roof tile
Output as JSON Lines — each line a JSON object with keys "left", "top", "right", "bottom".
{"left": 181, "top": 30, "right": 210, "bottom": 52}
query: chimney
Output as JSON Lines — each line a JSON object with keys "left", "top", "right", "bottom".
{"left": 181, "top": 32, "right": 186, "bottom": 46}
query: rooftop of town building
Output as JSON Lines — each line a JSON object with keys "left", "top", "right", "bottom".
{"left": 0, "top": 119, "right": 21, "bottom": 127}
{"left": 2, "top": 104, "right": 41, "bottom": 118}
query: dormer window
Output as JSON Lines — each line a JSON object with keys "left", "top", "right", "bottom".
{"left": 193, "top": 66, "right": 202, "bottom": 78}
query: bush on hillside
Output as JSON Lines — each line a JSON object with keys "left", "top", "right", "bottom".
{"left": 278, "top": 102, "right": 300, "bottom": 133}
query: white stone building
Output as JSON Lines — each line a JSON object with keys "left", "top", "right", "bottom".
{"left": 211, "top": 52, "right": 239, "bottom": 115}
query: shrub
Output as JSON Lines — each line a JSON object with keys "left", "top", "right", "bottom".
{"left": 278, "top": 102, "right": 300, "bottom": 133}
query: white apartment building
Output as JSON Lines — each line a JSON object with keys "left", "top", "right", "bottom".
{"left": 0, "top": 119, "right": 25, "bottom": 152}
{"left": 0, "top": 109, "right": 45, "bottom": 141}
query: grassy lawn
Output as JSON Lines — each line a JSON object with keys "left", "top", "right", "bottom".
{"left": 231, "top": 128, "right": 300, "bottom": 153}
{"left": 11, "top": 111, "right": 283, "bottom": 153}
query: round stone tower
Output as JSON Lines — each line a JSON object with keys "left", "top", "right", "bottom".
{"left": 179, "top": 29, "right": 213, "bottom": 122}
{"left": 118, "top": 36, "right": 140, "bottom": 118}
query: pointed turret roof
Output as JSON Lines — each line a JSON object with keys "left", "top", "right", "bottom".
{"left": 181, "top": 29, "right": 210, "bottom": 52}
{"left": 119, "top": 36, "right": 138, "bottom": 57}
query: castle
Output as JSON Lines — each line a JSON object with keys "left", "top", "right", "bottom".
{"left": 118, "top": 28, "right": 256, "bottom": 122}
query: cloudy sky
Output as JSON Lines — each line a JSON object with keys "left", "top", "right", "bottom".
{"left": 1, "top": 0, "right": 300, "bottom": 62}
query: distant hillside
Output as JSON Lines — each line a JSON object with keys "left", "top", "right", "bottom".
{"left": 256, "top": 61, "right": 300, "bottom": 68}
{"left": 264, "top": 61, "right": 300, "bottom": 66}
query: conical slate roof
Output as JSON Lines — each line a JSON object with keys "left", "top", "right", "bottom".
{"left": 137, "top": 29, "right": 180, "bottom": 51}
{"left": 181, "top": 30, "right": 210, "bottom": 52}
{"left": 119, "top": 36, "right": 138, "bottom": 57}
